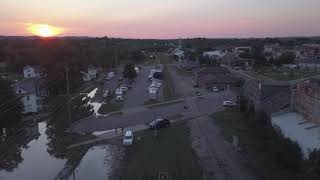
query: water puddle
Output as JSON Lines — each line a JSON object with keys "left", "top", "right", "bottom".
{"left": 67, "top": 145, "right": 125, "bottom": 180}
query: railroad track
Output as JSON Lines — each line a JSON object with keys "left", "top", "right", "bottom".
{"left": 193, "top": 117, "right": 231, "bottom": 180}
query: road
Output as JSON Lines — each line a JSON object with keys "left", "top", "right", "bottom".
{"left": 123, "top": 66, "right": 150, "bottom": 109}
{"left": 70, "top": 58, "right": 258, "bottom": 180}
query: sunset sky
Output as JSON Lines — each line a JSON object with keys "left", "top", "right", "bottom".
{"left": 1, "top": 0, "right": 320, "bottom": 39}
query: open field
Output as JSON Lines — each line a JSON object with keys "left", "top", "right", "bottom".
{"left": 249, "top": 67, "right": 320, "bottom": 81}
{"left": 122, "top": 122, "right": 203, "bottom": 180}
{"left": 162, "top": 66, "right": 177, "bottom": 101}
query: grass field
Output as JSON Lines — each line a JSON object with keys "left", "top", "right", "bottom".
{"left": 210, "top": 110, "right": 300, "bottom": 180}
{"left": 123, "top": 122, "right": 203, "bottom": 180}
{"left": 253, "top": 67, "right": 320, "bottom": 81}
{"left": 158, "top": 52, "right": 173, "bottom": 65}
{"left": 162, "top": 66, "right": 176, "bottom": 101}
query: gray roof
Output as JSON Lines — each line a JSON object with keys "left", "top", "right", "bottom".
{"left": 197, "top": 67, "right": 230, "bottom": 75}
{"left": 15, "top": 78, "right": 46, "bottom": 94}
{"left": 260, "top": 85, "right": 290, "bottom": 100}
{"left": 199, "top": 74, "right": 240, "bottom": 86}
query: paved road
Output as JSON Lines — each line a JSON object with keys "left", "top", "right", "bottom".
{"left": 123, "top": 66, "right": 150, "bottom": 109}
{"left": 69, "top": 92, "right": 228, "bottom": 134}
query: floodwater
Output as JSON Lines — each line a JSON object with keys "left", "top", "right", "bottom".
{"left": 0, "top": 89, "right": 122, "bottom": 180}
{"left": 0, "top": 122, "right": 66, "bottom": 180}
{"left": 68, "top": 145, "right": 125, "bottom": 180}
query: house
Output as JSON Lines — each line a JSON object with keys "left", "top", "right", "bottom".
{"left": 81, "top": 65, "right": 98, "bottom": 81}
{"left": 192, "top": 66, "right": 231, "bottom": 88}
{"left": 244, "top": 79, "right": 291, "bottom": 114}
{"left": 270, "top": 78, "right": 320, "bottom": 158}
{"left": 264, "top": 43, "right": 280, "bottom": 61}
{"left": 81, "top": 71, "right": 91, "bottom": 82}
{"left": 23, "top": 65, "right": 47, "bottom": 79}
{"left": 298, "top": 44, "right": 320, "bottom": 61}
{"left": 271, "top": 112, "right": 320, "bottom": 158}
{"left": 203, "top": 51, "right": 226, "bottom": 62}
{"left": 88, "top": 64, "right": 97, "bottom": 79}
{"left": 170, "top": 48, "right": 185, "bottom": 61}
{"left": 292, "top": 78, "right": 320, "bottom": 125}
{"left": 234, "top": 46, "right": 251, "bottom": 58}
{"left": 15, "top": 79, "right": 49, "bottom": 113}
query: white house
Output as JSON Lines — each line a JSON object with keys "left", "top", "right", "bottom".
{"left": 235, "top": 46, "right": 252, "bottom": 58}
{"left": 23, "top": 65, "right": 46, "bottom": 79}
{"left": 170, "top": 48, "right": 185, "bottom": 61}
{"left": 81, "top": 65, "right": 97, "bottom": 81}
{"left": 15, "top": 79, "right": 49, "bottom": 113}
{"left": 203, "top": 51, "right": 226, "bottom": 61}
{"left": 80, "top": 71, "right": 91, "bottom": 82}
{"left": 88, "top": 64, "right": 97, "bottom": 79}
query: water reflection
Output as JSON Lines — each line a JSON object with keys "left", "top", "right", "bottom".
{"left": 0, "top": 88, "right": 119, "bottom": 180}
{"left": 0, "top": 122, "right": 66, "bottom": 180}
{"left": 68, "top": 145, "right": 125, "bottom": 180}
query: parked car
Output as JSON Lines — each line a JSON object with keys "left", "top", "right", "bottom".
{"left": 123, "top": 131, "right": 133, "bottom": 146}
{"left": 115, "top": 95, "right": 123, "bottom": 102}
{"left": 148, "top": 118, "right": 170, "bottom": 129}
{"left": 106, "top": 72, "right": 115, "bottom": 80}
{"left": 195, "top": 91, "right": 202, "bottom": 96}
{"left": 103, "top": 90, "right": 110, "bottom": 98}
{"left": 118, "top": 77, "right": 123, "bottom": 81}
{"left": 115, "top": 88, "right": 123, "bottom": 96}
{"left": 223, "top": 101, "right": 237, "bottom": 107}
{"left": 120, "top": 86, "right": 128, "bottom": 92}
{"left": 212, "top": 87, "right": 219, "bottom": 93}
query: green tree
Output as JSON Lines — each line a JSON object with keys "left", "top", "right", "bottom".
{"left": 123, "top": 63, "right": 137, "bottom": 79}
{"left": 0, "top": 78, "right": 22, "bottom": 129}
{"left": 275, "top": 52, "right": 296, "bottom": 66}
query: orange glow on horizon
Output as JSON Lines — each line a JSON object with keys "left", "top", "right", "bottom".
{"left": 27, "top": 24, "right": 63, "bottom": 37}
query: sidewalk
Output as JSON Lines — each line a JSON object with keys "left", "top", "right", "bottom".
{"left": 67, "top": 124, "right": 148, "bottom": 149}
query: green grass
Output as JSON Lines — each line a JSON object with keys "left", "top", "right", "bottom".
{"left": 251, "top": 67, "right": 320, "bottom": 81}
{"left": 145, "top": 99, "right": 184, "bottom": 109}
{"left": 123, "top": 122, "right": 203, "bottom": 180}
{"left": 162, "top": 66, "right": 176, "bottom": 101}
{"left": 210, "top": 110, "right": 249, "bottom": 143}
{"left": 174, "top": 66, "right": 193, "bottom": 77}
{"left": 98, "top": 102, "right": 123, "bottom": 114}
{"left": 144, "top": 99, "right": 159, "bottom": 106}
{"left": 210, "top": 110, "right": 298, "bottom": 180}
{"left": 158, "top": 52, "right": 173, "bottom": 65}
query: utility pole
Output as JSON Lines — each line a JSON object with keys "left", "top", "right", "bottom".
{"left": 65, "top": 64, "right": 70, "bottom": 96}
{"left": 65, "top": 64, "right": 71, "bottom": 127}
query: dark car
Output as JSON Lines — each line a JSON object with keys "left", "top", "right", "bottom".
{"left": 148, "top": 118, "right": 170, "bottom": 129}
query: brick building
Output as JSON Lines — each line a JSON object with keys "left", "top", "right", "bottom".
{"left": 292, "top": 78, "right": 320, "bottom": 125}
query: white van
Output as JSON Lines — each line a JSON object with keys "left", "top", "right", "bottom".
{"left": 123, "top": 130, "right": 133, "bottom": 146}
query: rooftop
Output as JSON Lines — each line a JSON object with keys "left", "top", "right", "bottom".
{"left": 271, "top": 112, "right": 320, "bottom": 158}
{"left": 197, "top": 66, "right": 230, "bottom": 75}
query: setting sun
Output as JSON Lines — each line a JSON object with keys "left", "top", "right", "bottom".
{"left": 27, "top": 24, "right": 63, "bottom": 37}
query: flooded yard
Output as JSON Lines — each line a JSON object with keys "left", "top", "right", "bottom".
{"left": 0, "top": 122, "right": 66, "bottom": 180}
{"left": 0, "top": 87, "right": 123, "bottom": 180}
